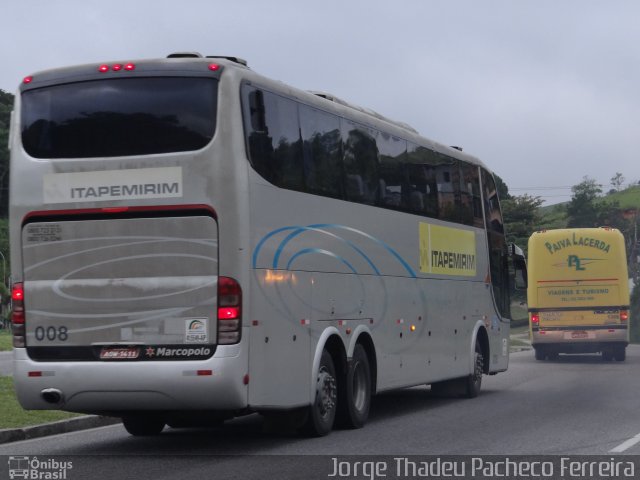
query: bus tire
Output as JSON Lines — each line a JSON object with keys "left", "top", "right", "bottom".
{"left": 534, "top": 347, "right": 545, "bottom": 361}
{"left": 302, "top": 349, "right": 337, "bottom": 436}
{"left": 122, "top": 415, "right": 165, "bottom": 436}
{"left": 339, "top": 344, "right": 371, "bottom": 429}
{"left": 464, "top": 340, "right": 484, "bottom": 398}
{"left": 602, "top": 350, "right": 613, "bottom": 361}
{"left": 614, "top": 346, "right": 626, "bottom": 362}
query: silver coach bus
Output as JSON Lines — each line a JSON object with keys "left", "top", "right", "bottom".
{"left": 9, "top": 53, "right": 526, "bottom": 436}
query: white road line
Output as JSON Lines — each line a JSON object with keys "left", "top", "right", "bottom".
{"left": 610, "top": 432, "right": 640, "bottom": 453}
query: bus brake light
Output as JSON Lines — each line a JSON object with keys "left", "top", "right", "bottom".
{"left": 531, "top": 313, "right": 539, "bottom": 325}
{"left": 217, "top": 277, "right": 242, "bottom": 345}
{"left": 11, "top": 283, "right": 26, "bottom": 348}
{"left": 620, "top": 310, "right": 628, "bottom": 323}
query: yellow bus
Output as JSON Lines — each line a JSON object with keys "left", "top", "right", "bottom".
{"left": 527, "top": 227, "right": 630, "bottom": 361}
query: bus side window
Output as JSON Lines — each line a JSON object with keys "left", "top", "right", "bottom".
{"left": 406, "top": 144, "right": 439, "bottom": 218}
{"left": 299, "top": 104, "right": 342, "bottom": 199}
{"left": 342, "top": 120, "right": 379, "bottom": 206}
{"left": 460, "top": 162, "right": 483, "bottom": 228}
{"left": 243, "top": 87, "right": 304, "bottom": 191}
{"left": 481, "top": 169, "right": 509, "bottom": 317}
{"left": 248, "top": 90, "right": 267, "bottom": 133}
{"left": 377, "top": 133, "right": 406, "bottom": 209}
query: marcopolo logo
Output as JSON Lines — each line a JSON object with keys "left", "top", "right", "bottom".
{"left": 8, "top": 456, "right": 73, "bottom": 479}
{"left": 145, "top": 345, "right": 212, "bottom": 359}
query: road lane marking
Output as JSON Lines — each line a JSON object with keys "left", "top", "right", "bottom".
{"left": 610, "top": 432, "right": 640, "bottom": 453}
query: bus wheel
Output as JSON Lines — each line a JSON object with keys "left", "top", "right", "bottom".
{"left": 122, "top": 415, "right": 165, "bottom": 436}
{"left": 302, "top": 349, "right": 337, "bottom": 436}
{"left": 614, "top": 346, "right": 626, "bottom": 362}
{"left": 340, "top": 344, "right": 371, "bottom": 429}
{"left": 602, "top": 350, "right": 613, "bottom": 361}
{"left": 464, "top": 340, "right": 484, "bottom": 398}
{"left": 534, "top": 347, "right": 545, "bottom": 361}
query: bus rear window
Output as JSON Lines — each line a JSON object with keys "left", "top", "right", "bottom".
{"left": 21, "top": 77, "right": 218, "bottom": 158}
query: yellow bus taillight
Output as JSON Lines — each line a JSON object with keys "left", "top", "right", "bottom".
{"left": 620, "top": 310, "right": 629, "bottom": 323}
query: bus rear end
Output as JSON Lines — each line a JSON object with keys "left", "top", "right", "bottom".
{"left": 527, "top": 228, "right": 629, "bottom": 361}
{"left": 9, "top": 56, "right": 250, "bottom": 433}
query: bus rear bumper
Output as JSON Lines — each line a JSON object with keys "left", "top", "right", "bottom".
{"left": 531, "top": 328, "right": 628, "bottom": 353}
{"left": 12, "top": 347, "right": 249, "bottom": 413}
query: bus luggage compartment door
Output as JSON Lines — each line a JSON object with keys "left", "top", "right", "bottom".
{"left": 21, "top": 215, "right": 219, "bottom": 361}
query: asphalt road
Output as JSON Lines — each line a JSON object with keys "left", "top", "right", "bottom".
{"left": 2, "top": 347, "right": 640, "bottom": 479}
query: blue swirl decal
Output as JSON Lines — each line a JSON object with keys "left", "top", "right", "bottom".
{"left": 253, "top": 224, "right": 416, "bottom": 278}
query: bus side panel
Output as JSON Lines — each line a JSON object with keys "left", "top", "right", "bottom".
{"left": 247, "top": 270, "right": 313, "bottom": 408}
{"left": 248, "top": 181, "right": 505, "bottom": 406}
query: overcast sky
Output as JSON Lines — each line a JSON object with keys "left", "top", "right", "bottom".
{"left": 2, "top": 0, "right": 638, "bottom": 204}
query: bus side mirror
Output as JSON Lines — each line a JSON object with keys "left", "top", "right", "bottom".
{"left": 509, "top": 243, "right": 528, "bottom": 290}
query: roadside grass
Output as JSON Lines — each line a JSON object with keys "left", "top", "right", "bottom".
{"left": 0, "top": 329, "right": 11, "bottom": 351}
{"left": 0, "top": 376, "right": 80, "bottom": 429}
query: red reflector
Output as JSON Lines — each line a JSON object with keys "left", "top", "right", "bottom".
{"left": 23, "top": 76, "right": 33, "bottom": 84}
{"left": 608, "top": 329, "right": 615, "bottom": 333}
{"left": 98, "top": 65, "right": 110, "bottom": 73}
{"left": 197, "top": 370, "right": 212, "bottom": 376}
{"left": 218, "top": 307, "right": 240, "bottom": 319}
{"left": 12, "top": 311, "right": 25, "bottom": 325}
{"left": 124, "top": 63, "right": 135, "bottom": 71}
{"left": 243, "top": 374, "right": 250, "bottom": 385}
{"left": 531, "top": 314, "right": 540, "bottom": 324}
{"left": 28, "top": 371, "right": 42, "bottom": 377}
{"left": 112, "top": 64, "right": 123, "bottom": 71}
{"left": 208, "top": 63, "right": 220, "bottom": 71}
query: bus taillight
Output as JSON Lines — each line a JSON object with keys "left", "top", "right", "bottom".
{"left": 620, "top": 310, "right": 629, "bottom": 323}
{"left": 11, "top": 283, "right": 26, "bottom": 348}
{"left": 531, "top": 313, "right": 539, "bottom": 325}
{"left": 217, "top": 277, "right": 241, "bottom": 345}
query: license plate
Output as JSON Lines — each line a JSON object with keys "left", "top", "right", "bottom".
{"left": 100, "top": 346, "right": 140, "bottom": 360}
{"left": 569, "top": 331, "right": 589, "bottom": 339}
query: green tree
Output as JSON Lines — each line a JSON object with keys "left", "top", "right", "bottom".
{"left": 0, "top": 89, "right": 14, "bottom": 218}
{"left": 502, "top": 194, "right": 544, "bottom": 255}
{"left": 610, "top": 172, "right": 625, "bottom": 192}
{"left": 566, "top": 176, "right": 603, "bottom": 228}
{"left": 493, "top": 173, "right": 511, "bottom": 201}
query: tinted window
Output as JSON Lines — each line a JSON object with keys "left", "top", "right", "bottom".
{"left": 378, "top": 133, "right": 406, "bottom": 210}
{"left": 482, "top": 169, "right": 509, "bottom": 317}
{"left": 342, "top": 121, "right": 379, "bottom": 205}
{"left": 241, "top": 85, "right": 491, "bottom": 230}
{"left": 22, "top": 78, "right": 218, "bottom": 158}
{"left": 300, "top": 104, "right": 342, "bottom": 198}
{"left": 406, "top": 144, "right": 440, "bottom": 217}
{"left": 460, "top": 163, "right": 483, "bottom": 227}
{"left": 243, "top": 87, "right": 303, "bottom": 190}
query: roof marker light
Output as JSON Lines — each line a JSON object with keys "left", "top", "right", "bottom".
{"left": 23, "top": 76, "right": 33, "bottom": 84}
{"left": 208, "top": 63, "right": 220, "bottom": 71}
{"left": 98, "top": 65, "right": 110, "bottom": 73}
{"left": 112, "top": 64, "right": 123, "bottom": 71}
{"left": 124, "top": 63, "right": 136, "bottom": 71}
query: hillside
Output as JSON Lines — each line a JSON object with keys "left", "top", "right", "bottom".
{"left": 536, "top": 185, "right": 640, "bottom": 229}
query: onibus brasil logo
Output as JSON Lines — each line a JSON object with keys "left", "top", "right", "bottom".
{"left": 8, "top": 456, "right": 73, "bottom": 479}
